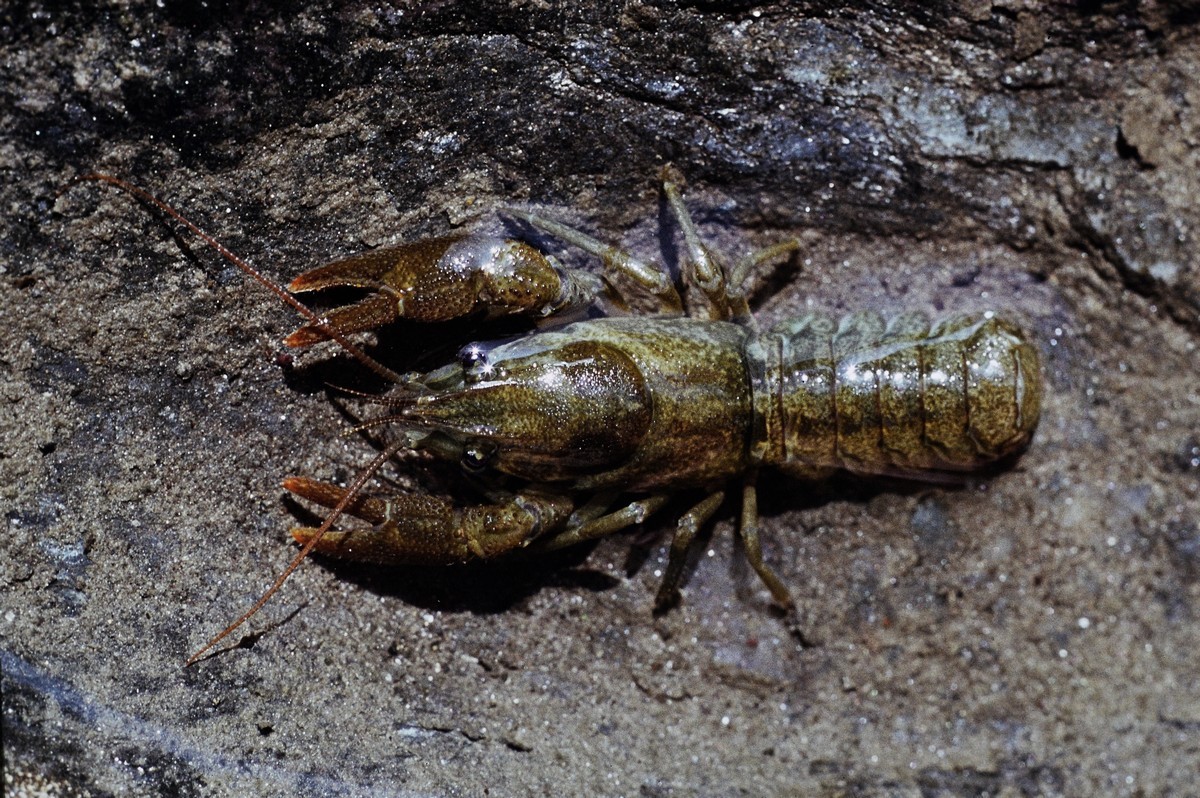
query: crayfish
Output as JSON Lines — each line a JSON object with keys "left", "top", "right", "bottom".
{"left": 70, "top": 168, "right": 1041, "bottom": 663}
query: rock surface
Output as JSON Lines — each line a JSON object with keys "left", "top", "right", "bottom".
{"left": 3, "top": 3, "right": 1198, "bottom": 795}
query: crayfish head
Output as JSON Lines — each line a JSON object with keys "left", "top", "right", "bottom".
{"left": 402, "top": 337, "right": 652, "bottom": 483}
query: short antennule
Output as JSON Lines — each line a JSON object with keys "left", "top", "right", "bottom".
{"left": 65, "top": 173, "right": 403, "bottom": 384}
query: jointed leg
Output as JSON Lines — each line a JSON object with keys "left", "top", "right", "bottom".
{"left": 505, "top": 209, "right": 683, "bottom": 314}
{"left": 738, "top": 476, "right": 793, "bottom": 608}
{"left": 726, "top": 240, "right": 803, "bottom": 326}
{"left": 532, "top": 495, "right": 670, "bottom": 551}
{"left": 728, "top": 239, "right": 803, "bottom": 293}
{"left": 654, "top": 491, "right": 727, "bottom": 611}
{"left": 660, "top": 168, "right": 804, "bottom": 327}
{"left": 660, "top": 167, "right": 731, "bottom": 319}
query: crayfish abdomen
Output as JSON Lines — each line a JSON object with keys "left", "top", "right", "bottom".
{"left": 752, "top": 310, "right": 1040, "bottom": 480}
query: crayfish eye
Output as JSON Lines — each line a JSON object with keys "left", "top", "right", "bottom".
{"left": 458, "top": 343, "right": 498, "bottom": 383}
{"left": 461, "top": 444, "right": 496, "bottom": 473}
{"left": 459, "top": 344, "right": 487, "bottom": 369}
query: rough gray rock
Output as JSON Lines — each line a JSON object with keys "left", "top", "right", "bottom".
{"left": 4, "top": 3, "right": 1198, "bottom": 795}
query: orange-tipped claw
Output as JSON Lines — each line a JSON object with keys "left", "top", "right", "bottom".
{"left": 284, "top": 235, "right": 595, "bottom": 346}
{"left": 284, "top": 476, "right": 575, "bottom": 565}
{"left": 283, "top": 293, "right": 397, "bottom": 347}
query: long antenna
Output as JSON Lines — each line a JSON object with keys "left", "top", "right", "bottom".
{"left": 66, "top": 174, "right": 403, "bottom": 384}
{"left": 185, "top": 439, "right": 407, "bottom": 665}
{"left": 64, "top": 173, "right": 405, "bottom": 664}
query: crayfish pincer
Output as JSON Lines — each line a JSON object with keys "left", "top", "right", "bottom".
{"left": 69, "top": 169, "right": 1041, "bottom": 664}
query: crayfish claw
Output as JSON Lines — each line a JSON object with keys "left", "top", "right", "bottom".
{"left": 282, "top": 476, "right": 390, "bottom": 524}
{"left": 285, "top": 476, "right": 576, "bottom": 566}
{"left": 284, "top": 293, "right": 397, "bottom": 348}
{"left": 284, "top": 235, "right": 603, "bottom": 348}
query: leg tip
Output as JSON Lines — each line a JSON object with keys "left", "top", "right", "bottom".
{"left": 652, "top": 587, "right": 681, "bottom": 616}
